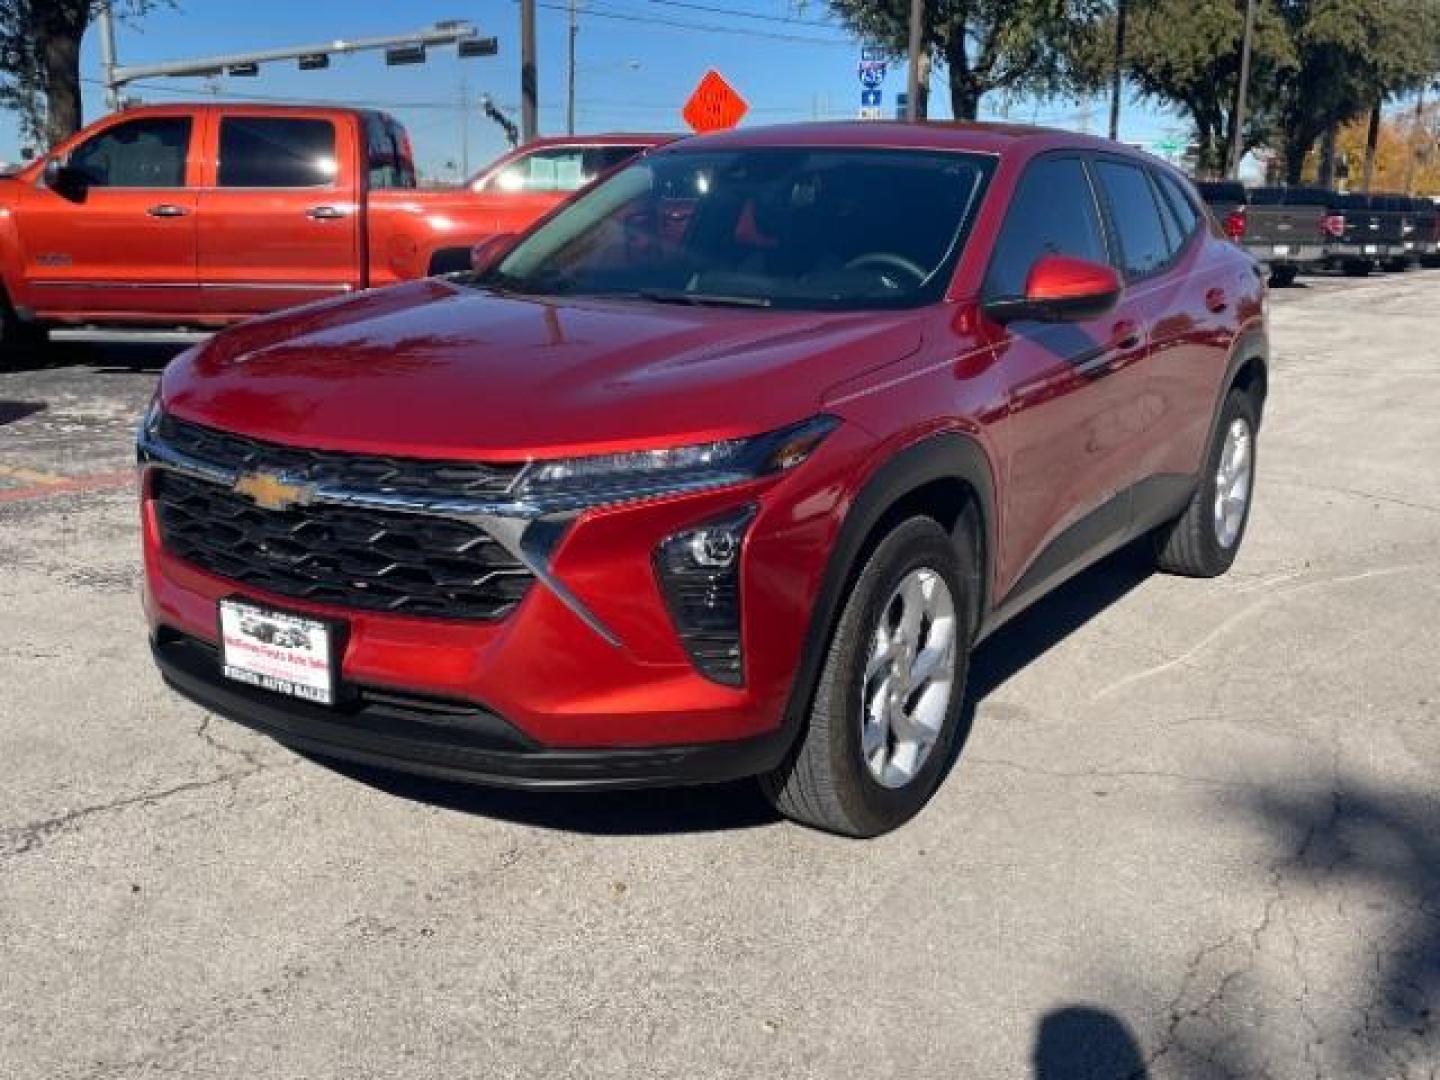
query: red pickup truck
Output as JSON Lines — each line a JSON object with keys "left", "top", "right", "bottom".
{"left": 0, "top": 103, "right": 663, "bottom": 352}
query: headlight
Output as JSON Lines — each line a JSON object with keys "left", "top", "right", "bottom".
{"left": 514, "top": 415, "right": 839, "bottom": 506}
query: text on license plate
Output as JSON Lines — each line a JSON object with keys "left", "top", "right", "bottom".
{"left": 219, "top": 599, "right": 336, "bottom": 705}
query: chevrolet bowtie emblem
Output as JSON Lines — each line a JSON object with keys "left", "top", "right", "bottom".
{"left": 233, "top": 471, "right": 314, "bottom": 512}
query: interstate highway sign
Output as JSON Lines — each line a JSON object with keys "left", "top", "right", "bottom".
{"left": 683, "top": 70, "right": 749, "bottom": 133}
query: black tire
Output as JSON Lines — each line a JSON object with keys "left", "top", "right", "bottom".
{"left": 1382, "top": 257, "right": 1410, "bottom": 273}
{"left": 1342, "top": 258, "right": 1373, "bottom": 277}
{"left": 1154, "top": 389, "right": 1259, "bottom": 578}
{"left": 760, "top": 516, "right": 975, "bottom": 837}
{"left": 0, "top": 293, "right": 46, "bottom": 369}
{"left": 1267, "top": 264, "right": 1298, "bottom": 288}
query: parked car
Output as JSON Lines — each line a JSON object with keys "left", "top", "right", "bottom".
{"left": 1372, "top": 193, "right": 1420, "bottom": 271}
{"left": 463, "top": 134, "right": 673, "bottom": 236}
{"left": 0, "top": 104, "right": 616, "bottom": 355}
{"left": 140, "top": 122, "right": 1268, "bottom": 836}
{"left": 1323, "top": 191, "right": 1421, "bottom": 275}
{"left": 1195, "top": 181, "right": 1333, "bottom": 286}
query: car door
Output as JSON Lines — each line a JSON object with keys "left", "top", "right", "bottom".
{"left": 983, "top": 154, "right": 1151, "bottom": 605}
{"left": 1139, "top": 166, "right": 1238, "bottom": 490}
{"left": 197, "top": 112, "right": 359, "bottom": 317}
{"left": 14, "top": 112, "right": 200, "bottom": 318}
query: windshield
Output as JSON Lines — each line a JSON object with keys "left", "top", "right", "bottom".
{"left": 477, "top": 147, "right": 993, "bottom": 310}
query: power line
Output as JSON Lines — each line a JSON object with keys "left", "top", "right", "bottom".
{"left": 520, "top": 0, "right": 855, "bottom": 47}
{"left": 633, "top": 0, "right": 846, "bottom": 31}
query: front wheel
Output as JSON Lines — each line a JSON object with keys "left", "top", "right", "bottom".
{"left": 760, "top": 516, "right": 974, "bottom": 837}
{"left": 1153, "top": 389, "right": 1259, "bottom": 578}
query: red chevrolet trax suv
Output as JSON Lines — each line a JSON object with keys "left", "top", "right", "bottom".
{"left": 140, "top": 123, "right": 1267, "bottom": 836}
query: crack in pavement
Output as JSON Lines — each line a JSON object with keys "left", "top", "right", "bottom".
{"left": 965, "top": 755, "right": 1250, "bottom": 790}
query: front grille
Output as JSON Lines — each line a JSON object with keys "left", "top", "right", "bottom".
{"left": 154, "top": 471, "right": 533, "bottom": 620}
{"left": 157, "top": 415, "right": 524, "bottom": 498}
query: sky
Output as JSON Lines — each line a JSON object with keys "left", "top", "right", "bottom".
{"left": 0, "top": 0, "right": 1189, "bottom": 179}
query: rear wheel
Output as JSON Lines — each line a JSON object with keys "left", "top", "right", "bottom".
{"left": 760, "top": 516, "right": 974, "bottom": 837}
{"left": 1342, "top": 258, "right": 1373, "bottom": 277}
{"left": 1382, "top": 257, "right": 1410, "bottom": 273}
{"left": 1154, "top": 389, "right": 1258, "bottom": 578}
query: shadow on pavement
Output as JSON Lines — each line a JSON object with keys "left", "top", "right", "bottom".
{"left": 0, "top": 400, "right": 46, "bottom": 426}
{"left": 326, "top": 540, "right": 1157, "bottom": 836}
{"left": 1032, "top": 1005, "right": 1149, "bottom": 1079}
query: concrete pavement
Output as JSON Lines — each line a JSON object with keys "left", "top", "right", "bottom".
{"left": 1, "top": 273, "right": 1437, "bottom": 1079}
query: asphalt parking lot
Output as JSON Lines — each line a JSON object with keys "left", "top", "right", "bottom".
{"left": 2, "top": 271, "right": 1438, "bottom": 1079}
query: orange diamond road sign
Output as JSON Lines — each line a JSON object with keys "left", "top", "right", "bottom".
{"left": 682, "top": 70, "right": 749, "bottom": 134}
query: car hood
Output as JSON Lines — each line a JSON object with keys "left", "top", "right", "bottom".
{"left": 161, "top": 279, "right": 924, "bottom": 460}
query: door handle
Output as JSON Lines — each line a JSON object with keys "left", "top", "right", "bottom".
{"left": 1111, "top": 319, "right": 1142, "bottom": 351}
{"left": 305, "top": 205, "right": 347, "bottom": 220}
{"left": 146, "top": 204, "right": 189, "bottom": 218}
{"left": 1205, "top": 287, "right": 1228, "bottom": 313}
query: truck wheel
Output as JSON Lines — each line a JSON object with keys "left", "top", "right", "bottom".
{"left": 760, "top": 516, "right": 974, "bottom": 837}
{"left": 1267, "top": 264, "right": 1298, "bottom": 287}
{"left": 1153, "top": 389, "right": 1258, "bottom": 578}
{"left": 1342, "top": 259, "right": 1373, "bottom": 277}
{"left": 1382, "top": 257, "right": 1410, "bottom": 273}
{"left": 0, "top": 298, "right": 47, "bottom": 369}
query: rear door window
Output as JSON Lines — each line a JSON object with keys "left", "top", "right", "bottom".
{"left": 67, "top": 117, "right": 192, "bottom": 188}
{"left": 1093, "top": 159, "right": 1174, "bottom": 279}
{"left": 984, "top": 156, "right": 1108, "bottom": 298}
{"left": 218, "top": 117, "right": 337, "bottom": 188}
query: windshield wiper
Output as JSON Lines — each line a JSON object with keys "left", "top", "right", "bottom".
{"left": 637, "top": 288, "right": 773, "bottom": 309}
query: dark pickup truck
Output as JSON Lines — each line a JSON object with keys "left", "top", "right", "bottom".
{"left": 1195, "top": 182, "right": 1334, "bottom": 286}
{"left": 1324, "top": 193, "right": 1421, "bottom": 274}
{"left": 1414, "top": 197, "right": 1440, "bottom": 266}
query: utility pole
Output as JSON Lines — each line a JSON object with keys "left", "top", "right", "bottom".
{"left": 97, "top": 2, "right": 120, "bottom": 110}
{"left": 566, "top": 0, "right": 578, "bottom": 136}
{"left": 521, "top": 0, "right": 539, "bottom": 142}
{"left": 1228, "top": 0, "right": 1256, "bottom": 178}
{"left": 1108, "top": 0, "right": 1126, "bottom": 140}
{"left": 905, "top": 0, "right": 924, "bottom": 121}
{"left": 1402, "top": 86, "right": 1427, "bottom": 195}
{"left": 459, "top": 76, "right": 470, "bottom": 177}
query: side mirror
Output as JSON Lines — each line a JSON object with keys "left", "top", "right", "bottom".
{"left": 42, "top": 158, "right": 85, "bottom": 196}
{"left": 470, "top": 232, "right": 518, "bottom": 274}
{"left": 984, "top": 254, "right": 1122, "bottom": 324}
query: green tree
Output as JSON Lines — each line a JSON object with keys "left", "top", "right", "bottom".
{"left": 1072, "top": 0, "right": 1295, "bottom": 176}
{"left": 0, "top": 1, "right": 167, "bottom": 150}
{"left": 827, "top": 0, "right": 1104, "bottom": 120}
{"left": 1273, "top": 0, "right": 1440, "bottom": 182}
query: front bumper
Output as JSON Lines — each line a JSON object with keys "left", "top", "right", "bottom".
{"left": 153, "top": 630, "right": 792, "bottom": 788}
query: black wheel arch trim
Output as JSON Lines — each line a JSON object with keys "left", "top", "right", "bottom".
{"left": 1212, "top": 325, "right": 1269, "bottom": 443}
{"left": 778, "top": 430, "right": 997, "bottom": 747}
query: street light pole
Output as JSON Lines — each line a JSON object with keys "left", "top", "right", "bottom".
{"left": 521, "top": 0, "right": 539, "bottom": 142}
{"left": 1228, "top": 0, "right": 1256, "bottom": 178}
{"left": 1108, "top": 0, "right": 1126, "bottom": 140}
{"left": 567, "top": 0, "right": 578, "bottom": 136}
{"left": 97, "top": 2, "right": 120, "bottom": 110}
{"left": 905, "top": 0, "right": 924, "bottom": 121}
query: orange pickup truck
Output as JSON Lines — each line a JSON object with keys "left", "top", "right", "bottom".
{"left": 0, "top": 102, "right": 664, "bottom": 350}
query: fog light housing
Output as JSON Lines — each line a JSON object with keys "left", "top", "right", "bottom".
{"left": 654, "top": 505, "right": 756, "bottom": 687}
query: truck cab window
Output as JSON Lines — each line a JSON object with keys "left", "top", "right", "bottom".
{"left": 218, "top": 118, "right": 337, "bottom": 188}
{"left": 67, "top": 117, "right": 191, "bottom": 188}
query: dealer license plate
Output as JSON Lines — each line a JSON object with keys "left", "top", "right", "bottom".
{"left": 1364, "top": 244, "right": 1379, "bottom": 254}
{"left": 1272, "top": 244, "right": 1291, "bottom": 256}
{"left": 219, "top": 599, "right": 337, "bottom": 705}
